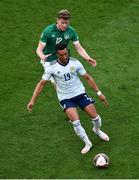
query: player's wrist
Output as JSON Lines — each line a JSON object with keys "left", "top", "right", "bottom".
{"left": 97, "top": 90, "right": 102, "bottom": 96}
{"left": 88, "top": 58, "right": 96, "bottom": 62}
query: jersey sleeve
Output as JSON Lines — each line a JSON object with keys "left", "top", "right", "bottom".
{"left": 40, "top": 27, "right": 49, "bottom": 45}
{"left": 75, "top": 60, "right": 86, "bottom": 75}
{"left": 70, "top": 28, "right": 79, "bottom": 43}
{"left": 42, "top": 68, "right": 52, "bottom": 80}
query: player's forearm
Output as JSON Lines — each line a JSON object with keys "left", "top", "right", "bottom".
{"left": 83, "top": 74, "right": 108, "bottom": 105}
{"left": 30, "top": 81, "right": 45, "bottom": 103}
{"left": 36, "top": 48, "right": 44, "bottom": 59}
{"left": 77, "top": 46, "right": 91, "bottom": 61}
{"left": 86, "top": 76, "right": 100, "bottom": 93}
{"left": 36, "top": 42, "right": 45, "bottom": 59}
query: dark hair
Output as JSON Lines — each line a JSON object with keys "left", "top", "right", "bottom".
{"left": 57, "top": 9, "right": 71, "bottom": 20}
{"left": 55, "top": 43, "right": 67, "bottom": 51}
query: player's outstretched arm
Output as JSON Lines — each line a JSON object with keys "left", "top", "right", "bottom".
{"left": 27, "top": 79, "right": 48, "bottom": 112}
{"left": 82, "top": 73, "right": 108, "bottom": 106}
{"left": 74, "top": 42, "right": 97, "bottom": 67}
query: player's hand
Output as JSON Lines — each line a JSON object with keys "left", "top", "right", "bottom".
{"left": 27, "top": 101, "right": 34, "bottom": 112}
{"left": 41, "top": 54, "right": 52, "bottom": 62}
{"left": 88, "top": 58, "right": 97, "bottom": 67}
{"left": 99, "top": 94, "right": 109, "bottom": 106}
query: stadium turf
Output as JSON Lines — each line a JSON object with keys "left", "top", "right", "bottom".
{"left": 0, "top": 0, "right": 139, "bottom": 178}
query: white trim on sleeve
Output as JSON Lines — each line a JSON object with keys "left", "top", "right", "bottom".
{"left": 40, "top": 41, "right": 46, "bottom": 46}
{"left": 73, "top": 40, "right": 79, "bottom": 45}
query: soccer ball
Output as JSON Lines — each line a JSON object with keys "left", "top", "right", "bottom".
{"left": 93, "top": 153, "right": 109, "bottom": 168}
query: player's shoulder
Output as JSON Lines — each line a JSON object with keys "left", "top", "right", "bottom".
{"left": 69, "top": 57, "right": 79, "bottom": 62}
{"left": 45, "top": 60, "right": 57, "bottom": 71}
{"left": 43, "top": 24, "right": 56, "bottom": 33}
{"left": 68, "top": 25, "right": 76, "bottom": 32}
{"left": 69, "top": 57, "right": 82, "bottom": 66}
{"left": 49, "top": 60, "right": 58, "bottom": 68}
{"left": 50, "top": 60, "right": 58, "bottom": 66}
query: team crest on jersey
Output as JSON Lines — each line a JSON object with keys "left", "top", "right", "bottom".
{"left": 51, "top": 33, "right": 56, "bottom": 38}
{"left": 70, "top": 66, "right": 75, "bottom": 73}
{"left": 64, "top": 34, "right": 70, "bottom": 40}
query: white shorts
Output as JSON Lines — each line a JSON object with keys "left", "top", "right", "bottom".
{"left": 40, "top": 60, "right": 55, "bottom": 83}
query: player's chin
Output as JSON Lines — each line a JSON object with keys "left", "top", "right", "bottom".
{"left": 60, "top": 60, "right": 67, "bottom": 65}
{"left": 61, "top": 27, "right": 67, "bottom": 31}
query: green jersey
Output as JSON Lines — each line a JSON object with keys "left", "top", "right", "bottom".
{"left": 40, "top": 24, "right": 79, "bottom": 62}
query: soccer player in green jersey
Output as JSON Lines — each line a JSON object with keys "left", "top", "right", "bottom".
{"left": 36, "top": 9, "right": 97, "bottom": 70}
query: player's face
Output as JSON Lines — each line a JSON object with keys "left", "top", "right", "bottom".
{"left": 56, "top": 18, "right": 70, "bottom": 31}
{"left": 57, "top": 48, "right": 69, "bottom": 64}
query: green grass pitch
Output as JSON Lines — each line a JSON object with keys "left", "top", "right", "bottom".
{"left": 0, "top": 0, "right": 139, "bottom": 178}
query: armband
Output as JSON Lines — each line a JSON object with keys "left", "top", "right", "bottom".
{"left": 97, "top": 91, "right": 102, "bottom": 96}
